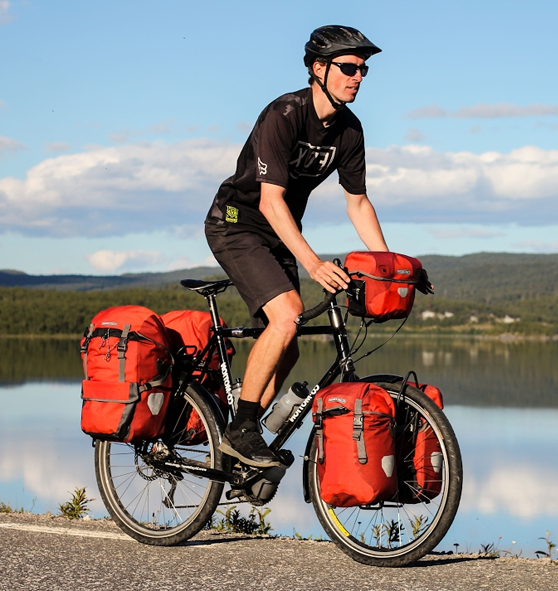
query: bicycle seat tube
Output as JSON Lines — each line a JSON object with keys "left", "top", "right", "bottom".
{"left": 205, "top": 291, "right": 237, "bottom": 413}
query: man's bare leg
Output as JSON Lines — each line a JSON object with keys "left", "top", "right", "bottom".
{"left": 219, "top": 290, "right": 303, "bottom": 468}
{"left": 240, "top": 289, "right": 303, "bottom": 405}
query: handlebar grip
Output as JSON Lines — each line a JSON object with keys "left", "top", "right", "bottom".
{"left": 296, "top": 290, "right": 338, "bottom": 326}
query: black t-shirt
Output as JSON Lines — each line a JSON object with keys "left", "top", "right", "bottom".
{"left": 206, "top": 87, "right": 367, "bottom": 240}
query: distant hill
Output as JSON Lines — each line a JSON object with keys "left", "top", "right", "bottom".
{"left": 2, "top": 252, "right": 558, "bottom": 303}
{"left": 0, "top": 266, "right": 224, "bottom": 291}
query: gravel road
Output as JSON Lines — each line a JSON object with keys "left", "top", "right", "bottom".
{"left": 0, "top": 513, "right": 556, "bottom": 591}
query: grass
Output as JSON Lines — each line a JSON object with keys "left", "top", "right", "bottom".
{"left": 0, "top": 501, "right": 25, "bottom": 514}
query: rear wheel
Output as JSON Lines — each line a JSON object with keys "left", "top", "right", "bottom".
{"left": 95, "top": 384, "right": 226, "bottom": 545}
{"left": 308, "top": 382, "right": 462, "bottom": 567}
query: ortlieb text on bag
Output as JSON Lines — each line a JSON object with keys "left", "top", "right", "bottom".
{"left": 80, "top": 305, "right": 173, "bottom": 443}
{"left": 397, "top": 382, "right": 444, "bottom": 503}
{"left": 312, "top": 382, "right": 397, "bottom": 507}
{"left": 161, "top": 310, "right": 234, "bottom": 445}
{"left": 344, "top": 251, "right": 423, "bottom": 322}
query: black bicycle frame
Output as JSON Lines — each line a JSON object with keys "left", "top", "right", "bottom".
{"left": 200, "top": 289, "right": 358, "bottom": 454}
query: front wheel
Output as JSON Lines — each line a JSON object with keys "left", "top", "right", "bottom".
{"left": 95, "top": 383, "right": 226, "bottom": 545}
{"left": 307, "top": 382, "right": 462, "bottom": 567}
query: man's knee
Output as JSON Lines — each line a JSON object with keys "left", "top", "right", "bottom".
{"left": 263, "top": 291, "right": 303, "bottom": 338}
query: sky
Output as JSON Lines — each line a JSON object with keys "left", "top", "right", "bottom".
{"left": 1, "top": 0, "right": 558, "bottom": 276}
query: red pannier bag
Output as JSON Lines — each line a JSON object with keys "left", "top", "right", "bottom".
{"left": 397, "top": 383, "right": 444, "bottom": 504}
{"left": 161, "top": 310, "right": 234, "bottom": 444}
{"left": 312, "top": 382, "right": 398, "bottom": 507}
{"left": 344, "top": 251, "right": 423, "bottom": 322}
{"left": 80, "top": 306, "right": 173, "bottom": 443}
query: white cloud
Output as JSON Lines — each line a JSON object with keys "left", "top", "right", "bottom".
{"left": 404, "top": 127, "right": 427, "bottom": 142}
{"left": 2, "top": 139, "right": 558, "bottom": 238}
{"left": 0, "top": 1, "right": 13, "bottom": 25}
{"left": 45, "top": 142, "right": 71, "bottom": 153}
{"left": 462, "top": 464, "right": 558, "bottom": 519}
{"left": 428, "top": 227, "right": 504, "bottom": 240}
{"left": 408, "top": 102, "right": 558, "bottom": 119}
{"left": 0, "top": 135, "right": 26, "bottom": 156}
{"left": 0, "top": 138, "right": 240, "bottom": 237}
{"left": 512, "top": 239, "right": 558, "bottom": 253}
{"left": 86, "top": 249, "right": 164, "bottom": 272}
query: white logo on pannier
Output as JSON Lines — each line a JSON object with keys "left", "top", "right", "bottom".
{"left": 397, "top": 287, "right": 409, "bottom": 298}
{"left": 147, "top": 392, "right": 165, "bottom": 415}
{"left": 431, "top": 451, "right": 443, "bottom": 473}
{"left": 382, "top": 455, "right": 395, "bottom": 478}
{"left": 328, "top": 396, "right": 346, "bottom": 404}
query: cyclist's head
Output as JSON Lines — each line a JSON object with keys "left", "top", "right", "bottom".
{"left": 304, "top": 25, "right": 381, "bottom": 110}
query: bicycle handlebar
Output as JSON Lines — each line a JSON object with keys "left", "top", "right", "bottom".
{"left": 296, "top": 289, "right": 341, "bottom": 326}
{"left": 296, "top": 259, "right": 346, "bottom": 326}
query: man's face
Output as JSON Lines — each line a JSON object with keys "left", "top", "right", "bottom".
{"left": 313, "top": 54, "right": 366, "bottom": 104}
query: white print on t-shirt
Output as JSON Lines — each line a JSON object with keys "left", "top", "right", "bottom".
{"left": 289, "top": 141, "right": 336, "bottom": 179}
{"left": 257, "top": 157, "right": 268, "bottom": 176}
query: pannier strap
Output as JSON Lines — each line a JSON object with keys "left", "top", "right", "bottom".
{"left": 315, "top": 398, "right": 325, "bottom": 464}
{"left": 117, "top": 324, "right": 131, "bottom": 382}
{"left": 353, "top": 398, "right": 367, "bottom": 465}
{"left": 81, "top": 324, "right": 94, "bottom": 379}
{"left": 351, "top": 270, "right": 419, "bottom": 285}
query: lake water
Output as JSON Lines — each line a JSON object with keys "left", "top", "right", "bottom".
{"left": 1, "top": 336, "right": 557, "bottom": 557}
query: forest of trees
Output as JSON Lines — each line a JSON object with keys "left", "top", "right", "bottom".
{"left": 1, "top": 275, "right": 557, "bottom": 336}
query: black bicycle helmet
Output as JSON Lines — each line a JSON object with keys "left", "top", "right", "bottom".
{"left": 304, "top": 25, "right": 381, "bottom": 67}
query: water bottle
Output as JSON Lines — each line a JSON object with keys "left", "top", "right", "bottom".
{"left": 263, "top": 381, "right": 309, "bottom": 433}
{"left": 231, "top": 379, "right": 242, "bottom": 413}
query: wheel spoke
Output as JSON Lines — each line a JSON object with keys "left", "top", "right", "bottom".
{"left": 95, "top": 386, "right": 225, "bottom": 544}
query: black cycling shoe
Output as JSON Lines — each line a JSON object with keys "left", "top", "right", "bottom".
{"left": 219, "top": 420, "right": 280, "bottom": 468}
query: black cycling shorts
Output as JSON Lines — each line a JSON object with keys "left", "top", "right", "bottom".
{"left": 205, "top": 223, "right": 300, "bottom": 325}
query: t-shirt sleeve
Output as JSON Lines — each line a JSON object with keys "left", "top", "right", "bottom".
{"left": 255, "top": 109, "right": 294, "bottom": 189}
{"left": 337, "top": 129, "right": 367, "bottom": 195}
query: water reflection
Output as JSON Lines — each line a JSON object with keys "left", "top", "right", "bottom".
{"left": 1, "top": 337, "right": 557, "bottom": 556}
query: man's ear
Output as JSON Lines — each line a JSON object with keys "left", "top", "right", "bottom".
{"left": 312, "top": 61, "right": 325, "bottom": 84}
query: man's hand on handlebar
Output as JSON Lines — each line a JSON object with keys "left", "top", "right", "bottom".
{"left": 309, "top": 259, "right": 350, "bottom": 293}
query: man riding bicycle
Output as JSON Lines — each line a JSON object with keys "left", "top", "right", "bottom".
{"left": 205, "top": 25, "right": 389, "bottom": 469}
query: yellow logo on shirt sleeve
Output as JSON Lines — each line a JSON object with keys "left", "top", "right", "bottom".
{"left": 226, "top": 205, "right": 239, "bottom": 223}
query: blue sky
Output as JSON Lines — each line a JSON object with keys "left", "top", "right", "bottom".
{"left": 1, "top": 0, "right": 558, "bottom": 275}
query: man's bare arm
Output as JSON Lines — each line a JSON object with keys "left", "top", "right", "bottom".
{"left": 345, "top": 191, "right": 389, "bottom": 252}
{"left": 259, "top": 182, "right": 349, "bottom": 292}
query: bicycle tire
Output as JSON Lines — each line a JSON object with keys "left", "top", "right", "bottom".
{"left": 307, "top": 381, "right": 462, "bottom": 567}
{"left": 95, "top": 383, "right": 226, "bottom": 545}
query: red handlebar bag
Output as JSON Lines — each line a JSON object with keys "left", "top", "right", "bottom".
{"left": 397, "top": 383, "right": 444, "bottom": 504}
{"left": 344, "top": 251, "right": 423, "bottom": 322}
{"left": 80, "top": 306, "right": 173, "bottom": 443}
{"left": 312, "top": 382, "right": 398, "bottom": 507}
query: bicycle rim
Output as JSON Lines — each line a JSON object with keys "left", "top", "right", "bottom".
{"left": 95, "top": 385, "right": 225, "bottom": 545}
{"left": 308, "top": 384, "right": 462, "bottom": 567}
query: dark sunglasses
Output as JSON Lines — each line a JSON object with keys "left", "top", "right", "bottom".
{"left": 331, "top": 61, "right": 369, "bottom": 77}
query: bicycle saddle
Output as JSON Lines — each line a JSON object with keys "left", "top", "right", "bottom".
{"left": 180, "top": 278, "right": 233, "bottom": 296}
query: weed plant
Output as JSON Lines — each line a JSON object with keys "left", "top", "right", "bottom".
{"left": 59, "top": 487, "right": 94, "bottom": 519}
{"left": 536, "top": 531, "right": 557, "bottom": 562}
{"left": 209, "top": 505, "right": 273, "bottom": 536}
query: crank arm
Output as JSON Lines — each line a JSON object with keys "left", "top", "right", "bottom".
{"left": 163, "top": 460, "right": 235, "bottom": 484}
